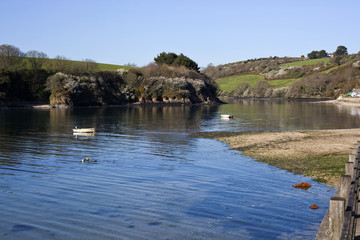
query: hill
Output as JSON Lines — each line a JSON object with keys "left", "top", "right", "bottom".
{"left": 202, "top": 54, "right": 360, "bottom": 98}
{"left": 21, "top": 57, "right": 133, "bottom": 72}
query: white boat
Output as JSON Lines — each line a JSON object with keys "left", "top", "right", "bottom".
{"left": 73, "top": 127, "right": 95, "bottom": 133}
{"left": 221, "top": 114, "right": 234, "bottom": 119}
{"left": 73, "top": 132, "right": 95, "bottom": 136}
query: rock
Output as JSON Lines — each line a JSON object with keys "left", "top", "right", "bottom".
{"left": 47, "top": 73, "right": 220, "bottom": 108}
{"left": 353, "top": 61, "right": 360, "bottom": 68}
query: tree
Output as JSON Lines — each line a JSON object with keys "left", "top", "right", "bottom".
{"left": 173, "top": 54, "right": 199, "bottom": 71}
{"left": 154, "top": 52, "right": 199, "bottom": 72}
{"left": 154, "top": 52, "right": 178, "bottom": 65}
{"left": 318, "top": 50, "right": 328, "bottom": 58}
{"left": 0, "top": 44, "right": 24, "bottom": 71}
{"left": 334, "top": 45, "right": 348, "bottom": 56}
{"left": 83, "top": 59, "right": 98, "bottom": 73}
{"left": 307, "top": 50, "right": 328, "bottom": 59}
{"left": 53, "top": 55, "right": 70, "bottom": 73}
{"left": 124, "top": 62, "right": 137, "bottom": 67}
{"left": 307, "top": 51, "right": 318, "bottom": 59}
{"left": 25, "top": 50, "right": 49, "bottom": 96}
{"left": 26, "top": 50, "right": 48, "bottom": 74}
{"left": 334, "top": 56, "right": 342, "bottom": 65}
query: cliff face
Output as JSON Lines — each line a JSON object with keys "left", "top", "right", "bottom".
{"left": 47, "top": 72, "right": 220, "bottom": 108}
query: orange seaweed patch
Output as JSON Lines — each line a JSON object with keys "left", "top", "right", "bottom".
{"left": 293, "top": 182, "right": 312, "bottom": 190}
{"left": 310, "top": 204, "right": 319, "bottom": 209}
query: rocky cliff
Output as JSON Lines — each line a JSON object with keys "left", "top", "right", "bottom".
{"left": 47, "top": 72, "right": 220, "bottom": 108}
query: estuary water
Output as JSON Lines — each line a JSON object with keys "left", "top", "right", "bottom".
{"left": 1, "top": 99, "right": 359, "bottom": 240}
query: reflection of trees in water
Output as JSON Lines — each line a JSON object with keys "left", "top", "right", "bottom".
{"left": 220, "top": 99, "right": 360, "bottom": 130}
{"left": 2, "top": 100, "right": 359, "bottom": 168}
{"left": 100, "top": 105, "right": 220, "bottom": 148}
{"left": 0, "top": 110, "right": 53, "bottom": 167}
{"left": 0, "top": 105, "right": 220, "bottom": 167}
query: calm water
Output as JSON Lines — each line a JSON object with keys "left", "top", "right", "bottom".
{"left": 1, "top": 99, "right": 359, "bottom": 239}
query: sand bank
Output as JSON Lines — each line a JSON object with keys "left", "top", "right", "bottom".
{"left": 196, "top": 129, "right": 360, "bottom": 187}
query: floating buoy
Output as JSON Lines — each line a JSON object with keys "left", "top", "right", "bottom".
{"left": 293, "top": 182, "right": 312, "bottom": 190}
{"left": 81, "top": 157, "right": 89, "bottom": 163}
{"left": 310, "top": 204, "right": 319, "bottom": 209}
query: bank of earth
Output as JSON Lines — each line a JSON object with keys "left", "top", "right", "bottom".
{"left": 196, "top": 128, "right": 360, "bottom": 187}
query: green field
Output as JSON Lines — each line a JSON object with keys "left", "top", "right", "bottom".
{"left": 22, "top": 58, "right": 132, "bottom": 72}
{"left": 216, "top": 74, "right": 298, "bottom": 92}
{"left": 97, "top": 62, "right": 133, "bottom": 71}
{"left": 280, "top": 58, "right": 330, "bottom": 67}
{"left": 216, "top": 75, "right": 264, "bottom": 92}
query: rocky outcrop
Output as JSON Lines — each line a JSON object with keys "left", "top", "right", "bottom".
{"left": 47, "top": 73, "right": 220, "bottom": 108}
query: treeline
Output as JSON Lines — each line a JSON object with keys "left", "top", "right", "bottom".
{"left": 0, "top": 44, "right": 99, "bottom": 102}
{"left": 307, "top": 46, "right": 348, "bottom": 63}
{"left": 0, "top": 44, "right": 219, "bottom": 106}
{"left": 154, "top": 52, "right": 199, "bottom": 72}
{"left": 0, "top": 44, "right": 99, "bottom": 74}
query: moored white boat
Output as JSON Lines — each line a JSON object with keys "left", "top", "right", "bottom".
{"left": 221, "top": 114, "right": 234, "bottom": 119}
{"left": 73, "top": 128, "right": 95, "bottom": 133}
{"left": 73, "top": 132, "right": 95, "bottom": 136}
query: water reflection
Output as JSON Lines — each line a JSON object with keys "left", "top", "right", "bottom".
{"left": 215, "top": 99, "right": 360, "bottom": 131}
{"left": 0, "top": 100, "right": 359, "bottom": 239}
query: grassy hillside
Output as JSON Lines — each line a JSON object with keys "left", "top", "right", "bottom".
{"left": 280, "top": 58, "right": 330, "bottom": 67}
{"left": 322, "top": 65, "right": 339, "bottom": 73}
{"left": 216, "top": 74, "right": 299, "bottom": 92}
{"left": 96, "top": 62, "right": 133, "bottom": 71}
{"left": 216, "top": 75, "right": 264, "bottom": 92}
{"left": 266, "top": 78, "right": 299, "bottom": 88}
{"left": 22, "top": 58, "right": 132, "bottom": 72}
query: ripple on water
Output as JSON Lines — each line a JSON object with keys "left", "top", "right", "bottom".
{"left": 0, "top": 105, "right": 341, "bottom": 239}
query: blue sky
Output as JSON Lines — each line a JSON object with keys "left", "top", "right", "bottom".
{"left": 2, "top": 0, "right": 360, "bottom": 67}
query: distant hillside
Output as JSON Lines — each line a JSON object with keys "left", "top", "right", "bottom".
{"left": 202, "top": 54, "right": 360, "bottom": 98}
{"left": 21, "top": 57, "right": 134, "bottom": 72}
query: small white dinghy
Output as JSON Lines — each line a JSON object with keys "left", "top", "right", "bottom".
{"left": 220, "top": 114, "right": 234, "bottom": 119}
{"left": 73, "top": 127, "right": 95, "bottom": 133}
{"left": 73, "top": 132, "right": 95, "bottom": 137}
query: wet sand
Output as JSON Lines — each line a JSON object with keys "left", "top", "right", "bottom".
{"left": 196, "top": 129, "right": 360, "bottom": 187}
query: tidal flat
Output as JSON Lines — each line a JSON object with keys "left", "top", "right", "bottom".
{"left": 196, "top": 128, "right": 360, "bottom": 186}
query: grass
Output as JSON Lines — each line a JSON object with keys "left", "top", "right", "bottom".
{"left": 254, "top": 154, "right": 347, "bottom": 185}
{"left": 322, "top": 65, "right": 340, "bottom": 73}
{"left": 280, "top": 58, "right": 331, "bottom": 67}
{"left": 22, "top": 57, "right": 133, "bottom": 72}
{"left": 266, "top": 78, "right": 299, "bottom": 88}
{"left": 96, "top": 63, "right": 133, "bottom": 71}
{"left": 216, "top": 75, "right": 264, "bottom": 92}
{"left": 216, "top": 74, "right": 299, "bottom": 92}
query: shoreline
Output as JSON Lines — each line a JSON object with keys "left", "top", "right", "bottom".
{"left": 318, "top": 98, "right": 360, "bottom": 107}
{"left": 195, "top": 129, "right": 360, "bottom": 187}
{"left": 0, "top": 101, "right": 221, "bottom": 110}
{"left": 2, "top": 97, "right": 360, "bottom": 109}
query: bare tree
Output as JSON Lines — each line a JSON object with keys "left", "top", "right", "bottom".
{"left": 84, "top": 59, "right": 98, "bottom": 73}
{"left": 53, "top": 55, "right": 70, "bottom": 73}
{"left": 124, "top": 62, "right": 137, "bottom": 67}
{"left": 0, "top": 44, "right": 24, "bottom": 71}
{"left": 26, "top": 50, "right": 48, "bottom": 74}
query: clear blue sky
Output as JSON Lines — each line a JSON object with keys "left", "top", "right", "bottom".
{"left": 2, "top": 0, "right": 360, "bottom": 67}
